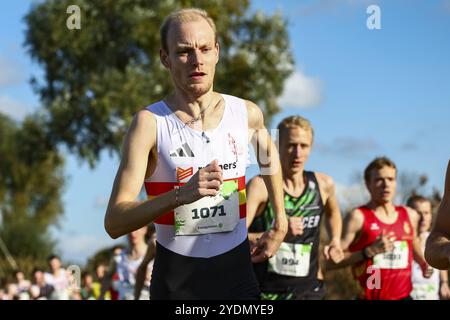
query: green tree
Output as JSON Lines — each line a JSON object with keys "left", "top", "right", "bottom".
{"left": 24, "top": 0, "right": 294, "bottom": 166}
{"left": 0, "top": 114, "right": 65, "bottom": 277}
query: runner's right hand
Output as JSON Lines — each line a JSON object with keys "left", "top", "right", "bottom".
{"left": 179, "top": 159, "right": 223, "bottom": 205}
{"left": 286, "top": 216, "right": 304, "bottom": 240}
{"left": 251, "top": 227, "right": 286, "bottom": 263}
{"left": 367, "top": 231, "right": 396, "bottom": 256}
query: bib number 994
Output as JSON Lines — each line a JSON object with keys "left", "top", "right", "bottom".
{"left": 282, "top": 258, "right": 299, "bottom": 266}
{"left": 191, "top": 205, "right": 226, "bottom": 220}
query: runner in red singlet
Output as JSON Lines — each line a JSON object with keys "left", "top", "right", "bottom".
{"left": 328, "top": 157, "right": 432, "bottom": 299}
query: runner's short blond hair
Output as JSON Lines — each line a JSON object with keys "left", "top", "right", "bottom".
{"left": 160, "top": 8, "right": 217, "bottom": 52}
{"left": 277, "top": 115, "right": 314, "bottom": 142}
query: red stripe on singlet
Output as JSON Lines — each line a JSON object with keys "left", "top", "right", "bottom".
{"left": 145, "top": 176, "right": 246, "bottom": 225}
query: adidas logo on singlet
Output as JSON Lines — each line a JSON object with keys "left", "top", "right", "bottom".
{"left": 170, "top": 143, "right": 195, "bottom": 157}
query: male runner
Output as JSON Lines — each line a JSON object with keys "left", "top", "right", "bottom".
{"left": 407, "top": 195, "right": 450, "bottom": 299}
{"left": 104, "top": 8, "right": 287, "bottom": 299}
{"left": 247, "top": 115, "right": 344, "bottom": 300}
{"left": 329, "top": 157, "right": 432, "bottom": 300}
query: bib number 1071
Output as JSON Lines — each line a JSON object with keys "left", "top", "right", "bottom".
{"left": 192, "top": 205, "right": 226, "bottom": 220}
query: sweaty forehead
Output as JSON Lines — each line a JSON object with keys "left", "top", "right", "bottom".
{"left": 167, "top": 19, "right": 215, "bottom": 47}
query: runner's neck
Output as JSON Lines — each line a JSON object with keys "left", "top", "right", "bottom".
{"left": 283, "top": 171, "right": 306, "bottom": 197}
{"left": 169, "top": 90, "right": 216, "bottom": 117}
{"left": 367, "top": 201, "right": 398, "bottom": 222}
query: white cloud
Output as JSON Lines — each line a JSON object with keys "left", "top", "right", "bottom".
{"left": 57, "top": 233, "right": 121, "bottom": 265}
{"left": 335, "top": 182, "right": 370, "bottom": 214}
{"left": 0, "top": 95, "right": 31, "bottom": 120}
{"left": 278, "top": 70, "right": 323, "bottom": 108}
{"left": 0, "top": 55, "right": 24, "bottom": 88}
{"left": 316, "top": 136, "right": 380, "bottom": 156}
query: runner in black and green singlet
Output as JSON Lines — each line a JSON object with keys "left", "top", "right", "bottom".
{"left": 247, "top": 116, "right": 344, "bottom": 300}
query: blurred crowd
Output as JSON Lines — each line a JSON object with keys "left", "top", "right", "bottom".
{"left": 0, "top": 224, "right": 156, "bottom": 300}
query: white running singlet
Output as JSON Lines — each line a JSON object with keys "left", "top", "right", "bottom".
{"left": 144, "top": 94, "right": 248, "bottom": 258}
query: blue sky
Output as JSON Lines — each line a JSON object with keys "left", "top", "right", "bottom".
{"left": 1, "top": 1, "right": 449, "bottom": 265}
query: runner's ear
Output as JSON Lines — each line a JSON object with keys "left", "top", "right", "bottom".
{"left": 160, "top": 48, "right": 170, "bottom": 68}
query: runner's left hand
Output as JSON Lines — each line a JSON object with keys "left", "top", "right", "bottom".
{"left": 324, "top": 240, "right": 344, "bottom": 263}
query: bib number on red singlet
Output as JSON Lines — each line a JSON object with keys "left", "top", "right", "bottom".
{"left": 372, "top": 240, "right": 409, "bottom": 269}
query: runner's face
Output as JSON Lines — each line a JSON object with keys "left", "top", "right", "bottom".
{"left": 367, "top": 166, "right": 397, "bottom": 204}
{"left": 279, "top": 127, "right": 312, "bottom": 175}
{"left": 161, "top": 18, "right": 219, "bottom": 98}
{"left": 412, "top": 200, "right": 432, "bottom": 233}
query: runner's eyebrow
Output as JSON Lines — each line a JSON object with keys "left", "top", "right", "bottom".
{"left": 175, "top": 42, "right": 212, "bottom": 49}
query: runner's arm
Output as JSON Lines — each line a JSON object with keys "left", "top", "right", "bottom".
{"left": 246, "top": 100, "right": 287, "bottom": 263}
{"left": 246, "top": 175, "right": 269, "bottom": 245}
{"left": 407, "top": 207, "right": 429, "bottom": 267}
{"left": 326, "top": 209, "right": 365, "bottom": 269}
{"left": 320, "top": 174, "right": 343, "bottom": 246}
{"left": 439, "top": 269, "right": 450, "bottom": 299}
{"left": 318, "top": 174, "right": 344, "bottom": 262}
{"left": 104, "top": 110, "right": 180, "bottom": 238}
{"left": 426, "top": 161, "right": 450, "bottom": 270}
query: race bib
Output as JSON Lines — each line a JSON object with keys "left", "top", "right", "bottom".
{"left": 174, "top": 180, "right": 240, "bottom": 235}
{"left": 372, "top": 240, "right": 409, "bottom": 269}
{"left": 268, "top": 242, "right": 312, "bottom": 277}
{"left": 411, "top": 283, "right": 438, "bottom": 300}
